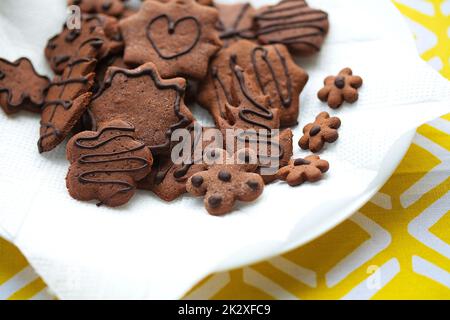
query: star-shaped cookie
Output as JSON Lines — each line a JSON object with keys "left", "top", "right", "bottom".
{"left": 89, "top": 62, "right": 195, "bottom": 155}
{"left": 120, "top": 0, "right": 222, "bottom": 80}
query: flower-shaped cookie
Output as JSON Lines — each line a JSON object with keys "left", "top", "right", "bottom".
{"left": 318, "top": 68, "right": 363, "bottom": 109}
{"left": 66, "top": 120, "right": 153, "bottom": 207}
{"left": 299, "top": 112, "right": 341, "bottom": 152}
{"left": 186, "top": 148, "right": 264, "bottom": 215}
{"left": 276, "top": 156, "right": 329, "bottom": 186}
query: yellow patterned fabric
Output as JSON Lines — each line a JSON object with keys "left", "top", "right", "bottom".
{"left": 0, "top": 0, "right": 449, "bottom": 300}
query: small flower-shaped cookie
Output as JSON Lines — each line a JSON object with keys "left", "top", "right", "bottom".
{"left": 318, "top": 68, "right": 363, "bottom": 109}
{"left": 276, "top": 156, "right": 329, "bottom": 187}
{"left": 186, "top": 148, "right": 264, "bottom": 215}
{"left": 299, "top": 112, "right": 341, "bottom": 152}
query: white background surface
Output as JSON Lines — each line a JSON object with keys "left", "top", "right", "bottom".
{"left": 0, "top": 0, "right": 449, "bottom": 299}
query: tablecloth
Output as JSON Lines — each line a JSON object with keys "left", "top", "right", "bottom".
{"left": 0, "top": 0, "right": 448, "bottom": 300}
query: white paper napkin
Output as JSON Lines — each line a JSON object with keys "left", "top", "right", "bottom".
{"left": 0, "top": 0, "right": 449, "bottom": 299}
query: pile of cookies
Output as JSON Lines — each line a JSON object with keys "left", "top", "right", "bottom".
{"left": 0, "top": 0, "right": 363, "bottom": 215}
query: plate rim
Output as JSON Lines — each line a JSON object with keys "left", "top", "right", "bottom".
{"left": 214, "top": 128, "right": 417, "bottom": 272}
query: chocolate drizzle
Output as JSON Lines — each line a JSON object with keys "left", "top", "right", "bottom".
{"left": 251, "top": 45, "right": 292, "bottom": 109}
{"left": 146, "top": 14, "right": 201, "bottom": 60}
{"left": 230, "top": 54, "right": 274, "bottom": 130}
{"left": 74, "top": 124, "right": 151, "bottom": 206}
{"left": 254, "top": 0, "right": 328, "bottom": 50}
{"left": 92, "top": 66, "right": 191, "bottom": 154}
{"left": 210, "top": 54, "right": 284, "bottom": 162}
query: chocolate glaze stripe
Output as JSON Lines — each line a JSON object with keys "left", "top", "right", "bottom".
{"left": 47, "top": 77, "right": 89, "bottom": 89}
{"left": 74, "top": 125, "right": 151, "bottom": 206}
{"left": 92, "top": 66, "right": 191, "bottom": 154}
{"left": 271, "top": 34, "right": 322, "bottom": 48}
{"left": 0, "top": 57, "right": 50, "bottom": 109}
{"left": 251, "top": 46, "right": 292, "bottom": 109}
{"left": 147, "top": 14, "right": 201, "bottom": 60}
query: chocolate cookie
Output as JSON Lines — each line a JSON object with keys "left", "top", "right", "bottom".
{"left": 186, "top": 148, "right": 264, "bottom": 215}
{"left": 68, "top": 0, "right": 127, "bottom": 17}
{"left": 199, "top": 40, "right": 308, "bottom": 128}
{"left": 0, "top": 58, "right": 50, "bottom": 115}
{"left": 66, "top": 120, "right": 153, "bottom": 207}
{"left": 239, "top": 40, "right": 308, "bottom": 126}
{"left": 89, "top": 62, "right": 194, "bottom": 154}
{"left": 215, "top": 3, "right": 257, "bottom": 46}
{"left": 318, "top": 68, "right": 363, "bottom": 109}
{"left": 120, "top": 0, "right": 222, "bottom": 79}
{"left": 138, "top": 125, "right": 218, "bottom": 201}
{"left": 254, "top": 0, "right": 329, "bottom": 56}
{"left": 198, "top": 44, "right": 279, "bottom": 131}
{"left": 299, "top": 112, "right": 341, "bottom": 152}
{"left": 45, "top": 14, "right": 123, "bottom": 74}
{"left": 276, "top": 155, "right": 329, "bottom": 186}
{"left": 38, "top": 55, "right": 97, "bottom": 153}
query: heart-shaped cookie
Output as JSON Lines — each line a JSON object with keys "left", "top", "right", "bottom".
{"left": 146, "top": 14, "right": 201, "bottom": 60}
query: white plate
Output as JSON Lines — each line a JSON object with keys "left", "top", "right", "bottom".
{"left": 0, "top": 0, "right": 449, "bottom": 299}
